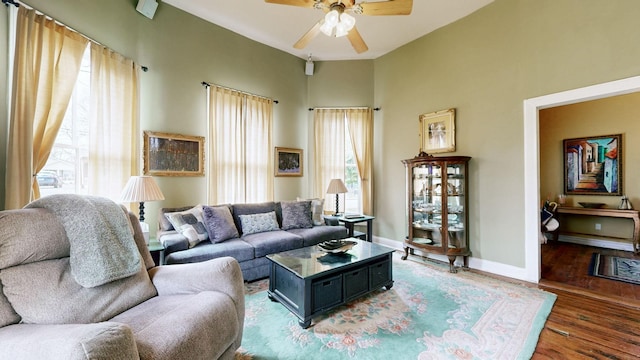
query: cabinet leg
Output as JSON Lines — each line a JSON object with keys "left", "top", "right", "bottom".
{"left": 447, "top": 255, "right": 457, "bottom": 273}
{"left": 401, "top": 247, "right": 409, "bottom": 260}
{"left": 299, "top": 319, "right": 312, "bottom": 329}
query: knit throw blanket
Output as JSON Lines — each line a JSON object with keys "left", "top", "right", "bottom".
{"left": 26, "top": 194, "right": 141, "bottom": 288}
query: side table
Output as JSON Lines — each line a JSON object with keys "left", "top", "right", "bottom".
{"left": 148, "top": 239, "right": 165, "bottom": 266}
{"left": 339, "top": 215, "right": 375, "bottom": 242}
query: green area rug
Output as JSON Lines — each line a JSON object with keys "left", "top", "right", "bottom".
{"left": 235, "top": 253, "right": 556, "bottom": 360}
{"left": 589, "top": 253, "right": 640, "bottom": 285}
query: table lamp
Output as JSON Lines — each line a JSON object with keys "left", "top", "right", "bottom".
{"left": 326, "top": 178, "right": 348, "bottom": 216}
{"left": 120, "top": 175, "right": 165, "bottom": 243}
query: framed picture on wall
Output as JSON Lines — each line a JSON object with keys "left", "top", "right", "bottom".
{"left": 419, "top": 108, "right": 456, "bottom": 154}
{"left": 143, "top": 131, "right": 205, "bottom": 177}
{"left": 275, "top": 147, "right": 303, "bottom": 177}
{"left": 563, "top": 134, "right": 622, "bottom": 196}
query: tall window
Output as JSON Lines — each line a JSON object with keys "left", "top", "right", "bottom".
{"left": 314, "top": 108, "right": 373, "bottom": 215}
{"left": 39, "top": 49, "right": 90, "bottom": 197}
{"left": 207, "top": 85, "right": 274, "bottom": 204}
{"left": 5, "top": 6, "right": 140, "bottom": 208}
{"left": 344, "top": 125, "right": 362, "bottom": 214}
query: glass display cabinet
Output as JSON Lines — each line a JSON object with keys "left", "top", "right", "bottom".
{"left": 401, "top": 152, "right": 471, "bottom": 272}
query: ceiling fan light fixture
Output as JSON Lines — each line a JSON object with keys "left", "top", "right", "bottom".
{"left": 340, "top": 12, "right": 355, "bottom": 30}
{"left": 319, "top": 19, "right": 334, "bottom": 36}
{"left": 324, "top": 9, "right": 340, "bottom": 27}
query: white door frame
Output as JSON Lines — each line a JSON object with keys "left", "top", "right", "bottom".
{"left": 523, "top": 76, "right": 640, "bottom": 282}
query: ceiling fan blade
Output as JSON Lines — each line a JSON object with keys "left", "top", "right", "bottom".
{"left": 359, "top": 0, "right": 413, "bottom": 16}
{"left": 264, "top": 0, "right": 318, "bottom": 8}
{"left": 294, "top": 21, "right": 322, "bottom": 49}
{"left": 347, "top": 26, "right": 368, "bottom": 54}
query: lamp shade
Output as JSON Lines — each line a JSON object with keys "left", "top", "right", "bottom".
{"left": 120, "top": 176, "right": 165, "bottom": 203}
{"left": 326, "top": 178, "right": 348, "bottom": 194}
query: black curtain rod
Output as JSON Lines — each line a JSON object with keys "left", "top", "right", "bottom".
{"left": 201, "top": 81, "right": 278, "bottom": 104}
{"left": 3, "top": 0, "right": 149, "bottom": 72}
{"left": 308, "top": 107, "right": 380, "bottom": 111}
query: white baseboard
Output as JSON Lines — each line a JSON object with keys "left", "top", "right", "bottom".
{"left": 373, "top": 236, "right": 533, "bottom": 283}
{"left": 556, "top": 234, "right": 633, "bottom": 251}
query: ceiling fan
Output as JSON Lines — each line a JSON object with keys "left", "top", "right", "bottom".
{"left": 264, "top": 0, "right": 413, "bottom": 54}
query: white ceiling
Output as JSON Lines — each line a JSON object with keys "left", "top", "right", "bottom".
{"left": 162, "top": 0, "right": 494, "bottom": 61}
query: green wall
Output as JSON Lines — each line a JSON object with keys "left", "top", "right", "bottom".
{"left": 3, "top": 0, "right": 640, "bottom": 272}
{"left": 374, "top": 0, "right": 640, "bottom": 267}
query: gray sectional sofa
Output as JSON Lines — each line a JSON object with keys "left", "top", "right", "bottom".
{"left": 157, "top": 201, "right": 348, "bottom": 281}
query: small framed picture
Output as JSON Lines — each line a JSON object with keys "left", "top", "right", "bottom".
{"left": 563, "top": 134, "right": 622, "bottom": 196}
{"left": 143, "top": 131, "right": 205, "bottom": 177}
{"left": 419, "top": 108, "right": 456, "bottom": 154}
{"left": 275, "top": 147, "right": 303, "bottom": 177}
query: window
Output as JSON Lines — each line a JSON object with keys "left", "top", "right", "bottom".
{"left": 39, "top": 49, "right": 90, "bottom": 197}
{"left": 344, "top": 125, "right": 362, "bottom": 214}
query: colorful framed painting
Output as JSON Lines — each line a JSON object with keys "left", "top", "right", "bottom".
{"left": 563, "top": 134, "right": 622, "bottom": 196}
{"left": 275, "top": 147, "right": 303, "bottom": 177}
{"left": 419, "top": 108, "right": 456, "bottom": 154}
{"left": 143, "top": 131, "right": 205, "bottom": 177}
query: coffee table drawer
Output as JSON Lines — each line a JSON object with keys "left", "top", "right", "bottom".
{"left": 369, "top": 259, "right": 391, "bottom": 289}
{"left": 312, "top": 274, "right": 342, "bottom": 312}
{"left": 344, "top": 267, "right": 369, "bottom": 301}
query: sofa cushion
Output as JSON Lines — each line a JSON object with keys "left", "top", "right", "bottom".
{"left": 242, "top": 230, "right": 303, "bottom": 258}
{"left": 286, "top": 226, "right": 349, "bottom": 247}
{"left": 110, "top": 292, "right": 240, "bottom": 360}
{"left": 158, "top": 206, "right": 194, "bottom": 231}
{"left": 0, "top": 258, "right": 157, "bottom": 324}
{"left": 202, "top": 205, "right": 239, "bottom": 243}
{"left": 239, "top": 211, "right": 279, "bottom": 236}
{"left": 231, "top": 202, "right": 277, "bottom": 236}
{"left": 280, "top": 201, "right": 313, "bottom": 230}
{"left": 297, "top": 197, "right": 325, "bottom": 226}
{"left": 164, "top": 205, "right": 208, "bottom": 248}
{"left": 164, "top": 239, "right": 255, "bottom": 265}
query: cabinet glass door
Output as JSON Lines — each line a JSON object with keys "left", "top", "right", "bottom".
{"left": 411, "top": 163, "right": 442, "bottom": 248}
{"left": 445, "top": 163, "right": 465, "bottom": 250}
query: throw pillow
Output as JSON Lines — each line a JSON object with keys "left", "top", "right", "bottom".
{"left": 281, "top": 201, "right": 314, "bottom": 230}
{"left": 164, "top": 205, "right": 208, "bottom": 248}
{"left": 239, "top": 211, "right": 279, "bottom": 236}
{"left": 202, "top": 205, "right": 239, "bottom": 243}
{"left": 297, "top": 197, "right": 325, "bottom": 226}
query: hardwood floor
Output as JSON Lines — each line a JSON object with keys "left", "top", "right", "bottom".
{"left": 532, "top": 241, "right": 640, "bottom": 359}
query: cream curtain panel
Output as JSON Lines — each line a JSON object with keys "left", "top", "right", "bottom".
{"left": 5, "top": 7, "right": 88, "bottom": 209}
{"left": 313, "top": 108, "right": 345, "bottom": 213}
{"left": 88, "top": 43, "right": 140, "bottom": 199}
{"left": 207, "top": 85, "right": 273, "bottom": 204}
{"left": 346, "top": 108, "right": 374, "bottom": 215}
{"left": 313, "top": 107, "right": 374, "bottom": 215}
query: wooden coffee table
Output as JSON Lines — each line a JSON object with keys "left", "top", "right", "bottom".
{"left": 266, "top": 238, "right": 394, "bottom": 328}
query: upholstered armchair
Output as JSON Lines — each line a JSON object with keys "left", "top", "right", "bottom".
{"left": 0, "top": 195, "right": 244, "bottom": 360}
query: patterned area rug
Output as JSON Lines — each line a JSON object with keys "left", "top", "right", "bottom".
{"left": 235, "top": 253, "right": 556, "bottom": 360}
{"left": 589, "top": 253, "right": 640, "bottom": 285}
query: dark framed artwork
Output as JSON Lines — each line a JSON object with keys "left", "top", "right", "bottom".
{"left": 275, "top": 147, "right": 303, "bottom": 177}
{"left": 563, "top": 134, "right": 622, "bottom": 196}
{"left": 143, "top": 131, "right": 205, "bottom": 177}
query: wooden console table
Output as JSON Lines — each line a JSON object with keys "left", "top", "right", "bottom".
{"left": 555, "top": 207, "right": 640, "bottom": 254}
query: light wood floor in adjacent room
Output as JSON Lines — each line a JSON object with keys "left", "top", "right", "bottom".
{"left": 532, "top": 241, "right": 640, "bottom": 359}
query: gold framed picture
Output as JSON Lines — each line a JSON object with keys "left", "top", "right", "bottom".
{"left": 143, "top": 131, "right": 205, "bottom": 177}
{"left": 275, "top": 147, "right": 303, "bottom": 177}
{"left": 419, "top": 108, "right": 456, "bottom": 154}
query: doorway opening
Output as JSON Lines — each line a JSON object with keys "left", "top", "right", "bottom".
{"left": 523, "top": 75, "right": 640, "bottom": 283}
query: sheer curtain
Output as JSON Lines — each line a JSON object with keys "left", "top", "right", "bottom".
{"left": 88, "top": 43, "right": 140, "bottom": 199}
{"left": 346, "top": 108, "right": 374, "bottom": 215}
{"left": 207, "top": 85, "right": 273, "bottom": 204}
{"left": 314, "top": 107, "right": 374, "bottom": 214}
{"left": 313, "top": 108, "right": 345, "bottom": 213}
{"left": 5, "top": 7, "right": 88, "bottom": 209}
